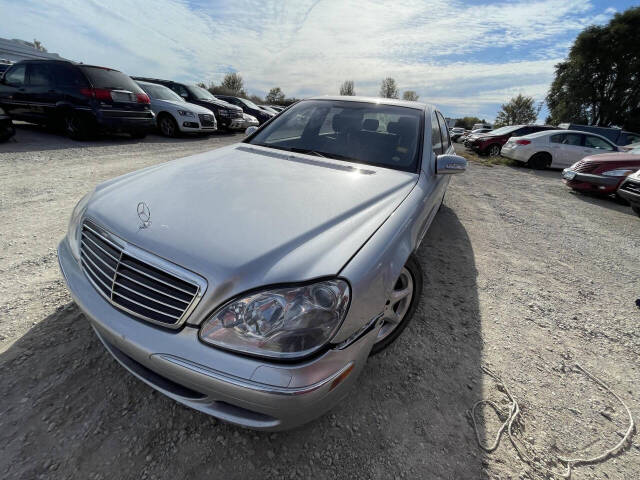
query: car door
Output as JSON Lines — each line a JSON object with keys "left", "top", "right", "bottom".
{"left": 415, "top": 110, "right": 449, "bottom": 246}
{"left": 555, "top": 132, "right": 586, "bottom": 167}
{"left": 583, "top": 134, "right": 617, "bottom": 157}
{"left": 0, "top": 63, "right": 29, "bottom": 118}
{"left": 25, "top": 62, "right": 58, "bottom": 121}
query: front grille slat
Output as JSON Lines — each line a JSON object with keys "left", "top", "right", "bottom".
{"left": 79, "top": 220, "right": 204, "bottom": 328}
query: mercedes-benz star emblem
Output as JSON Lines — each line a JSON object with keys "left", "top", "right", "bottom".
{"left": 137, "top": 201, "right": 151, "bottom": 229}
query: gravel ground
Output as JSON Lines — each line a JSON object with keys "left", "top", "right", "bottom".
{"left": 1, "top": 127, "right": 638, "bottom": 479}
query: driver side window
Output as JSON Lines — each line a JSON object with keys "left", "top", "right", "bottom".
{"left": 4, "top": 64, "right": 26, "bottom": 87}
{"left": 431, "top": 112, "right": 443, "bottom": 155}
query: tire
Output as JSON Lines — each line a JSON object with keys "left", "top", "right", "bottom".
{"left": 62, "top": 111, "right": 92, "bottom": 140}
{"left": 632, "top": 205, "right": 640, "bottom": 217}
{"left": 527, "top": 152, "right": 550, "bottom": 170}
{"left": 487, "top": 144, "right": 501, "bottom": 157}
{"left": 369, "top": 254, "right": 423, "bottom": 355}
{"left": 158, "top": 114, "right": 179, "bottom": 138}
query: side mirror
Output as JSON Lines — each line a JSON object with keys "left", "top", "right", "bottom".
{"left": 245, "top": 126, "right": 258, "bottom": 136}
{"left": 436, "top": 154, "right": 467, "bottom": 174}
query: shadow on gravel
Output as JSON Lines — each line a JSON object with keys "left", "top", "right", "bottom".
{"left": 0, "top": 205, "right": 484, "bottom": 480}
{"left": 567, "top": 189, "right": 637, "bottom": 215}
{"left": 0, "top": 123, "right": 239, "bottom": 153}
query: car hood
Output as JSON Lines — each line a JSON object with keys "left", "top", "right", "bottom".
{"left": 582, "top": 153, "right": 640, "bottom": 163}
{"left": 199, "top": 98, "right": 242, "bottom": 111}
{"left": 87, "top": 144, "right": 417, "bottom": 321}
{"left": 152, "top": 99, "right": 214, "bottom": 115}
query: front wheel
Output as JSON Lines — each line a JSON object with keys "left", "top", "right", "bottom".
{"left": 487, "top": 144, "right": 501, "bottom": 157}
{"left": 369, "top": 255, "right": 423, "bottom": 355}
{"left": 158, "top": 114, "right": 179, "bottom": 137}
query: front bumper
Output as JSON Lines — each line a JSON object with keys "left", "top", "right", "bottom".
{"left": 562, "top": 169, "right": 621, "bottom": 194}
{"left": 617, "top": 179, "right": 640, "bottom": 206}
{"left": 58, "top": 238, "right": 378, "bottom": 430}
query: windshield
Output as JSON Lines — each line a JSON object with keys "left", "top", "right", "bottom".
{"left": 247, "top": 100, "right": 423, "bottom": 172}
{"left": 188, "top": 85, "right": 216, "bottom": 101}
{"left": 79, "top": 66, "right": 142, "bottom": 92}
{"left": 487, "top": 125, "right": 520, "bottom": 135}
{"left": 139, "top": 83, "right": 184, "bottom": 102}
{"left": 239, "top": 97, "right": 259, "bottom": 109}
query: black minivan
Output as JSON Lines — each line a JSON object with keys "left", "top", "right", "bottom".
{"left": 0, "top": 60, "right": 155, "bottom": 139}
{"left": 132, "top": 77, "right": 244, "bottom": 130}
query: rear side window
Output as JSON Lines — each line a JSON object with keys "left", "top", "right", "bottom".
{"left": 28, "top": 63, "right": 54, "bottom": 86}
{"left": 51, "top": 64, "right": 88, "bottom": 87}
{"left": 431, "top": 112, "right": 443, "bottom": 155}
{"left": 585, "top": 135, "right": 614, "bottom": 151}
{"left": 551, "top": 133, "right": 582, "bottom": 146}
{"left": 79, "top": 66, "right": 142, "bottom": 92}
{"left": 169, "top": 83, "right": 189, "bottom": 97}
{"left": 4, "top": 64, "right": 26, "bottom": 86}
{"left": 436, "top": 112, "right": 451, "bottom": 151}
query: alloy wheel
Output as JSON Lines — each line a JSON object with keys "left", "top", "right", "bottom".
{"left": 489, "top": 144, "right": 501, "bottom": 157}
{"left": 160, "top": 117, "right": 176, "bottom": 137}
{"left": 376, "top": 267, "right": 414, "bottom": 343}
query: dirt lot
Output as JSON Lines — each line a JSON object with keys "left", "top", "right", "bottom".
{"left": 1, "top": 127, "right": 638, "bottom": 479}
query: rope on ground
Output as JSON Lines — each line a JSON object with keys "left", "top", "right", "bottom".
{"left": 469, "top": 364, "right": 635, "bottom": 479}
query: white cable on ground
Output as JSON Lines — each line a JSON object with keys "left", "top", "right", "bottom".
{"left": 469, "top": 364, "right": 635, "bottom": 479}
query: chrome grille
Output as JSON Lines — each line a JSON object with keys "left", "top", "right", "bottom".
{"left": 79, "top": 220, "right": 205, "bottom": 328}
{"left": 198, "top": 113, "right": 215, "bottom": 127}
{"left": 622, "top": 179, "right": 640, "bottom": 194}
{"left": 572, "top": 161, "right": 598, "bottom": 173}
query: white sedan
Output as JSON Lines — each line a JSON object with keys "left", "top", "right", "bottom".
{"left": 137, "top": 81, "right": 217, "bottom": 137}
{"left": 501, "top": 129, "right": 620, "bottom": 169}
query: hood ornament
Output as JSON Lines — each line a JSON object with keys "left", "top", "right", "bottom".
{"left": 137, "top": 201, "right": 151, "bottom": 229}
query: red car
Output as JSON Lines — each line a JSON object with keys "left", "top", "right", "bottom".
{"left": 467, "top": 124, "right": 555, "bottom": 156}
{"left": 562, "top": 148, "right": 640, "bottom": 196}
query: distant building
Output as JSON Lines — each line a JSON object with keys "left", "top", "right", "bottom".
{"left": 0, "top": 38, "right": 68, "bottom": 64}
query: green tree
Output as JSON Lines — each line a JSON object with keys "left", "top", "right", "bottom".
{"left": 379, "top": 77, "right": 398, "bottom": 99}
{"left": 494, "top": 94, "right": 540, "bottom": 127}
{"left": 220, "top": 72, "right": 246, "bottom": 96}
{"left": 266, "top": 87, "right": 285, "bottom": 104}
{"left": 546, "top": 6, "right": 640, "bottom": 130}
{"left": 340, "top": 80, "right": 355, "bottom": 96}
{"left": 402, "top": 90, "right": 419, "bottom": 101}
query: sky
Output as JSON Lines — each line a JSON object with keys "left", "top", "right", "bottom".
{"left": 1, "top": 0, "right": 637, "bottom": 122}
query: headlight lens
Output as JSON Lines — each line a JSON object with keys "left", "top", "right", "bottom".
{"left": 200, "top": 279, "right": 350, "bottom": 359}
{"left": 219, "top": 110, "right": 230, "bottom": 116}
{"left": 177, "top": 110, "right": 195, "bottom": 117}
{"left": 602, "top": 169, "right": 635, "bottom": 177}
{"left": 67, "top": 190, "right": 93, "bottom": 261}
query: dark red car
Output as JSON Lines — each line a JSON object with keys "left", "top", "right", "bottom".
{"left": 467, "top": 124, "right": 555, "bottom": 156}
{"left": 561, "top": 148, "right": 640, "bottom": 196}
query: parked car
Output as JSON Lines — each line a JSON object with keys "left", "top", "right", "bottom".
{"left": 258, "top": 105, "right": 279, "bottom": 115}
{"left": 132, "top": 77, "right": 244, "bottom": 131}
{"left": 616, "top": 169, "right": 640, "bottom": 216}
{"left": 561, "top": 145, "right": 640, "bottom": 196}
{"left": 0, "top": 60, "right": 154, "bottom": 139}
{"left": 501, "top": 129, "right": 620, "bottom": 169}
{"left": 462, "top": 127, "right": 492, "bottom": 146}
{"left": 0, "top": 106, "right": 15, "bottom": 142}
{"left": 466, "top": 124, "right": 556, "bottom": 156}
{"left": 58, "top": 96, "right": 466, "bottom": 430}
{"left": 621, "top": 141, "right": 640, "bottom": 152}
{"left": 449, "top": 127, "right": 465, "bottom": 141}
{"left": 472, "top": 123, "right": 492, "bottom": 130}
{"left": 265, "top": 105, "right": 284, "bottom": 112}
{"left": 215, "top": 95, "right": 275, "bottom": 125}
{"left": 557, "top": 123, "right": 640, "bottom": 146}
{"left": 136, "top": 81, "right": 216, "bottom": 137}
{"left": 242, "top": 112, "right": 259, "bottom": 128}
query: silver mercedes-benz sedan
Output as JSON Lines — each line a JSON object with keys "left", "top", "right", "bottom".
{"left": 58, "top": 96, "right": 466, "bottom": 430}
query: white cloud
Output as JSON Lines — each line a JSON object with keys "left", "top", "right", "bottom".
{"left": 0, "top": 0, "right": 617, "bottom": 120}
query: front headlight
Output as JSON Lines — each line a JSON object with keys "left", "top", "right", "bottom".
{"left": 67, "top": 190, "right": 93, "bottom": 261}
{"left": 219, "top": 110, "right": 230, "bottom": 117}
{"left": 200, "top": 279, "right": 350, "bottom": 359}
{"left": 177, "top": 110, "right": 195, "bottom": 117}
{"left": 602, "top": 169, "right": 635, "bottom": 177}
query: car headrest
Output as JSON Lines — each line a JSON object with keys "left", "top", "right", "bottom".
{"left": 387, "top": 121, "right": 399, "bottom": 134}
{"left": 362, "top": 118, "right": 379, "bottom": 131}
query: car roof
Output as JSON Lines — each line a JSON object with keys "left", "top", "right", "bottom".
{"left": 525, "top": 129, "right": 617, "bottom": 142}
{"left": 306, "top": 95, "right": 430, "bottom": 111}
